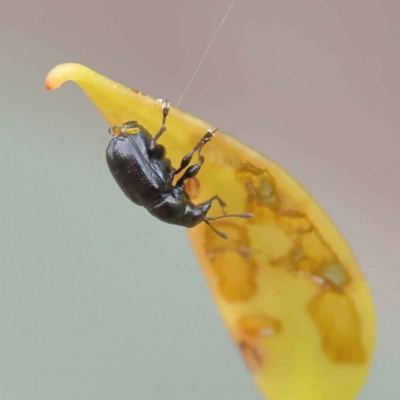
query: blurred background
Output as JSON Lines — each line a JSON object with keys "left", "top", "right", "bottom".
{"left": 1, "top": 1, "right": 399, "bottom": 399}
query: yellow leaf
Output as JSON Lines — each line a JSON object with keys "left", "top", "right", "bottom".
{"left": 46, "top": 63, "right": 376, "bottom": 400}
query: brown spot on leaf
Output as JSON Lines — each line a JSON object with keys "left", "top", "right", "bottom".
{"left": 239, "top": 315, "right": 282, "bottom": 339}
{"left": 236, "top": 163, "right": 279, "bottom": 215}
{"left": 129, "top": 88, "right": 149, "bottom": 97}
{"left": 237, "top": 315, "right": 280, "bottom": 373}
{"left": 239, "top": 341, "right": 263, "bottom": 373}
{"left": 236, "top": 163, "right": 352, "bottom": 289}
{"left": 205, "top": 222, "right": 257, "bottom": 302}
{"left": 308, "top": 291, "right": 366, "bottom": 364}
{"left": 271, "top": 208, "right": 352, "bottom": 290}
{"left": 210, "top": 250, "right": 257, "bottom": 301}
{"left": 315, "top": 262, "right": 350, "bottom": 288}
{"left": 275, "top": 210, "right": 313, "bottom": 235}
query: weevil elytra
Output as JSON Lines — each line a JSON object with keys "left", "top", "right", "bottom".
{"left": 106, "top": 101, "right": 252, "bottom": 239}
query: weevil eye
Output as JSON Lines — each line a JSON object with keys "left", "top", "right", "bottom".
{"left": 149, "top": 144, "right": 166, "bottom": 158}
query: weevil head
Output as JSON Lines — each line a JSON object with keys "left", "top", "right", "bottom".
{"left": 181, "top": 201, "right": 212, "bottom": 228}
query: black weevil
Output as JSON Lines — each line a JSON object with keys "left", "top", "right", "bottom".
{"left": 106, "top": 101, "right": 252, "bottom": 239}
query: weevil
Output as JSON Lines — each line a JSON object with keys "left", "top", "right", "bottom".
{"left": 106, "top": 101, "right": 252, "bottom": 239}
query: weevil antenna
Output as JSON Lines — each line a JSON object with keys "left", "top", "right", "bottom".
{"left": 206, "top": 213, "right": 253, "bottom": 221}
{"left": 204, "top": 213, "right": 253, "bottom": 239}
{"left": 204, "top": 220, "right": 228, "bottom": 239}
{"left": 176, "top": 0, "right": 236, "bottom": 108}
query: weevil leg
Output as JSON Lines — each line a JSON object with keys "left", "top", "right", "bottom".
{"left": 176, "top": 154, "right": 205, "bottom": 186}
{"left": 150, "top": 100, "right": 170, "bottom": 149}
{"left": 174, "top": 128, "right": 218, "bottom": 176}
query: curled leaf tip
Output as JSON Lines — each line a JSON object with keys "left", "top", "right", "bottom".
{"left": 45, "top": 63, "right": 98, "bottom": 90}
{"left": 45, "top": 63, "right": 82, "bottom": 90}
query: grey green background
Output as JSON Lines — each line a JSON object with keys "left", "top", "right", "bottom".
{"left": 1, "top": 1, "right": 399, "bottom": 399}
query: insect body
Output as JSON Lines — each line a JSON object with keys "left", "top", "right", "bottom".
{"left": 106, "top": 102, "right": 252, "bottom": 238}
